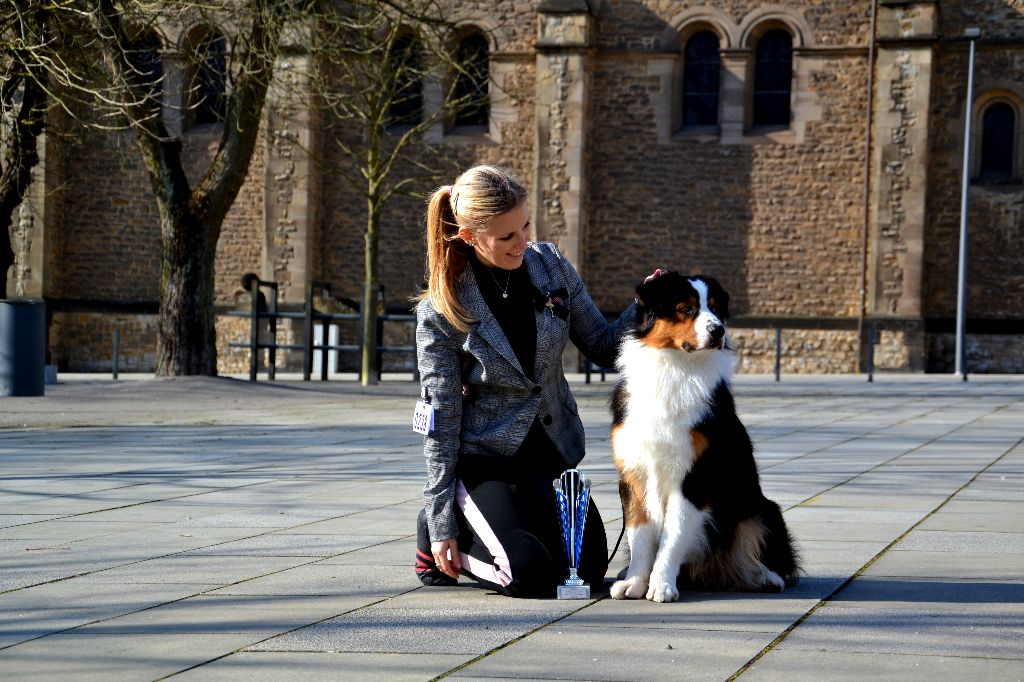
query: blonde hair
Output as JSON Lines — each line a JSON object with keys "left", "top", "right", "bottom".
{"left": 417, "top": 165, "right": 528, "bottom": 331}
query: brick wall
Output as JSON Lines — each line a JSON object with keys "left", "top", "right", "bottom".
{"left": 922, "top": 2, "right": 1024, "bottom": 370}
{"left": 938, "top": 0, "right": 1024, "bottom": 40}
{"left": 929, "top": 333, "right": 1024, "bottom": 374}
{"left": 730, "top": 328, "right": 860, "bottom": 374}
{"left": 59, "top": 129, "right": 162, "bottom": 302}
{"left": 55, "top": 122, "right": 265, "bottom": 306}
{"left": 51, "top": 120, "right": 267, "bottom": 367}
{"left": 49, "top": 312, "right": 157, "bottom": 372}
{"left": 201, "top": 124, "right": 267, "bottom": 305}
{"left": 924, "top": 48, "right": 1024, "bottom": 320}
{"left": 585, "top": 53, "right": 869, "bottom": 318}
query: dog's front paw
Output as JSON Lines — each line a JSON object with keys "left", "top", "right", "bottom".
{"left": 760, "top": 566, "right": 786, "bottom": 593}
{"left": 646, "top": 580, "right": 679, "bottom": 603}
{"left": 610, "top": 576, "right": 649, "bottom": 600}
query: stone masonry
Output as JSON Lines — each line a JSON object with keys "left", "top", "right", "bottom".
{"left": 12, "top": 0, "right": 1024, "bottom": 375}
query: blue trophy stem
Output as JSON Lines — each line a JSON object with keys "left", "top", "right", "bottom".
{"left": 569, "top": 472, "right": 577, "bottom": 568}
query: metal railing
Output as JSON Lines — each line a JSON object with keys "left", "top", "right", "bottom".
{"left": 227, "top": 277, "right": 417, "bottom": 382}
{"left": 582, "top": 317, "right": 893, "bottom": 383}
{"left": 229, "top": 291, "right": 899, "bottom": 385}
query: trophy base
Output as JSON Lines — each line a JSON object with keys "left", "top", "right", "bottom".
{"left": 557, "top": 583, "right": 591, "bottom": 600}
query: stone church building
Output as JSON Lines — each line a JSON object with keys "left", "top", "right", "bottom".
{"left": 10, "top": 0, "right": 1024, "bottom": 374}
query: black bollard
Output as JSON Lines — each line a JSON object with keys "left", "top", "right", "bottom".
{"left": 0, "top": 299, "right": 46, "bottom": 397}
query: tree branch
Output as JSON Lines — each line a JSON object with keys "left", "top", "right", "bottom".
{"left": 193, "top": 0, "right": 287, "bottom": 227}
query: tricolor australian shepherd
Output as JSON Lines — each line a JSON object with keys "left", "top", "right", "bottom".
{"left": 610, "top": 272, "right": 799, "bottom": 603}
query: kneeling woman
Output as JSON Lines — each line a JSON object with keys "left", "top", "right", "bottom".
{"left": 414, "top": 165, "right": 635, "bottom": 597}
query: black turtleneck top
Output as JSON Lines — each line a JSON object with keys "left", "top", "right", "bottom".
{"left": 469, "top": 251, "right": 537, "bottom": 381}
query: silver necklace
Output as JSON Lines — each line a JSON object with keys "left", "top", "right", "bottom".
{"left": 488, "top": 268, "right": 511, "bottom": 299}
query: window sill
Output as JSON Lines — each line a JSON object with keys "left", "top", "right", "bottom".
{"left": 970, "top": 177, "right": 1023, "bottom": 192}
{"left": 183, "top": 122, "right": 224, "bottom": 136}
{"left": 674, "top": 126, "right": 720, "bottom": 143}
{"left": 385, "top": 123, "right": 419, "bottom": 136}
{"left": 442, "top": 128, "right": 495, "bottom": 146}
{"left": 742, "top": 126, "right": 796, "bottom": 144}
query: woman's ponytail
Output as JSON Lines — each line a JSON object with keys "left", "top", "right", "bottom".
{"left": 418, "top": 184, "right": 471, "bottom": 331}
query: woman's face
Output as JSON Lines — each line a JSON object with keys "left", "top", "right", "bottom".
{"left": 461, "top": 202, "right": 530, "bottom": 271}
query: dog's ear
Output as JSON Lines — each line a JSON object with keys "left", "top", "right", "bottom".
{"left": 703, "top": 276, "right": 730, "bottom": 320}
{"left": 634, "top": 275, "right": 669, "bottom": 337}
{"left": 635, "top": 307, "right": 659, "bottom": 337}
{"left": 634, "top": 269, "right": 675, "bottom": 308}
{"left": 634, "top": 279, "right": 652, "bottom": 309}
{"left": 633, "top": 280, "right": 655, "bottom": 336}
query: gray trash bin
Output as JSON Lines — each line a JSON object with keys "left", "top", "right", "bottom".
{"left": 0, "top": 299, "right": 46, "bottom": 397}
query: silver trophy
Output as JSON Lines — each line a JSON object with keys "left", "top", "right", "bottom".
{"left": 553, "top": 468, "right": 591, "bottom": 599}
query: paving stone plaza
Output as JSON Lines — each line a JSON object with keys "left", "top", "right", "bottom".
{"left": 1, "top": 374, "right": 1022, "bottom": 680}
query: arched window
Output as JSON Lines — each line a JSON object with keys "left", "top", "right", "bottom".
{"left": 979, "top": 102, "right": 1015, "bottom": 181}
{"left": 682, "top": 31, "right": 721, "bottom": 128}
{"left": 752, "top": 29, "right": 793, "bottom": 127}
{"left": 192, "top": 32, "right": 227, "bottom": 125}
{"left": 388, "top": 34, "right": 423, "bottom": 127}
{"left": 125, "top": 29, "right": 164, "bottom": 107}
{"left": 452, "top": 31, "right": 489, "bottom": 129}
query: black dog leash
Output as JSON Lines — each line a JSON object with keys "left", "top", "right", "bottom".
{"left": 607, "top": 515, "right": 626, "bottom": 564}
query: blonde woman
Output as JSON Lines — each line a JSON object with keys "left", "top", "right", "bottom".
{"left": 414, "top": 165, "right": 638, "bottom": 597}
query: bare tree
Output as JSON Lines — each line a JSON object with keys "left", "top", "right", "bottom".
{"left": 0, "top": 0, "right": 302, "bottom": 373}
{"left": 84, "top": 0, "right": 301, "bottom": 375}
{"left": 0, "top": 1, "right": 49, "bottom": 300}
{"left": 312, "top": 0, "right": 489, "bottom": 385}
{"left": 3, "top": 0, "right": 488, "bottom": 378}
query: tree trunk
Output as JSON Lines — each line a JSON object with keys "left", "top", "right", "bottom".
{"left": 360, "top": 197, "right": 381, "bottom": 386}
{"left": 92, "top": 0, "right": 283, "bottom": 377}
{"left": 0, "top": 70, "right": 47, "bottom": 300}
{"left": 155, "top": 208, "right": 219, "bottom": 376}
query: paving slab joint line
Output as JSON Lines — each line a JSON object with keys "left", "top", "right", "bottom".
{"left": 0, "top": 474, "right": 297, "bottom": 560}
{"left": 726, "top": 433, "right": 1024, "bottom": 681}
{"left": 784, "top": 401, "right": 1016, "bottom": 512}
{"left": 762, "top": 397, "right": 980, "bottom": 477}
{"left": 0, "top": 497, "right": 418, "bottom": 598}
{"left": 755, "top": 394, "right": 939, "bottom": 454}
{"left": 157, "top": 586, "right": 428, "bottom": 680}
{"left": 0, "top": 537, "right": 411, "bottom": 654}
{"left": 0, "top": 527, "right": 322, "bottom": 598}
{"left": 429, "top": 597, "right": 604, "bottom": 681}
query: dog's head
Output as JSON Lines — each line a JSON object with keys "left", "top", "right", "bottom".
{"left": 633, "top": 272, "right": 731, "bottom": 352}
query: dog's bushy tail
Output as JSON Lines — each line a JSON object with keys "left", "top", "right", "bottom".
{"left": 758, "top": 497, "right": 800, "bottom": 586}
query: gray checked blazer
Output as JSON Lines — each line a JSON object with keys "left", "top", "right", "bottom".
{"left": 416, "top": 241, "right": 636, "bottom": 541}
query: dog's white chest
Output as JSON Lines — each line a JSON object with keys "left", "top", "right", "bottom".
{"left": 615, "top": 339, "right": 736, "bottom": 501}
{"left": 618, "top": 342, "right": 714, "bottom": 427}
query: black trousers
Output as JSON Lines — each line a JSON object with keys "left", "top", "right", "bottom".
{"left": 453, "top": 422, "right": 608, "bottom": 598}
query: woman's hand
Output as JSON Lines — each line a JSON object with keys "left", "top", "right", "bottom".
{"left": 431, "top": 538, "right": 462, "bottom": 579}
{"left": 644, "top": 268, "right": 667, "bottom": 283}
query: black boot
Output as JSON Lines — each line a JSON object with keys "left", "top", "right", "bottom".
{"left": 415, "top": 508, "right": 458, "bottom": 586}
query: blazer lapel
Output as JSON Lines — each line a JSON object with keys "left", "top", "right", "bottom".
{"left": 458, "top": 264, "right": 527, "bottom": 379}
{"left": 525, "top": 246, "right": 562, "bottom": 381}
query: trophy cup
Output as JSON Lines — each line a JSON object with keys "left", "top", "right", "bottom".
{"left": 553, "top": 468, "right": 591, "bottom": 599}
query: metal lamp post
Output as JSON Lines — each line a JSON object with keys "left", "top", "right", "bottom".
{"left": 955, "top": 27, "right": 980, "bottom": 381}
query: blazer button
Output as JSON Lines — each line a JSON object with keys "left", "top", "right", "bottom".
{"left": 532, "top": 385, "right": 542, "bottom": 394}
{"left": 543, "top": 415, "right": 553, "bottom": 426}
